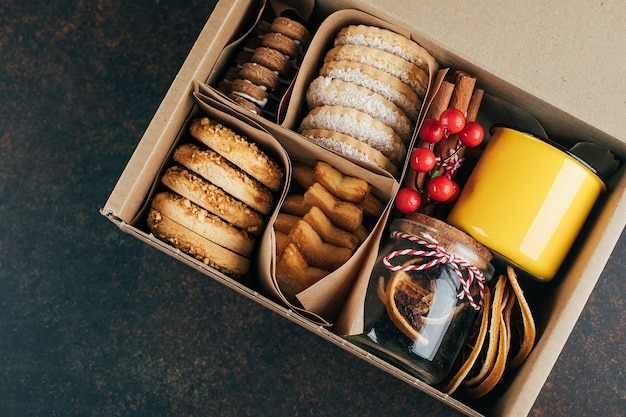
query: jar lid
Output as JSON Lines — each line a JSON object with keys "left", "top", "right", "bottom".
{"left": 404, "top": 213, "right": 493, "bottom": 270}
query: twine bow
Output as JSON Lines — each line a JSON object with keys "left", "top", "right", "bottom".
{"left": 382, "top": 230, "right": 485, "bottom": 310}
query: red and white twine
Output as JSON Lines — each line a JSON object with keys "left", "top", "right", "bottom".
{"left": 438, "top": 144, "right": 464, "bottom": 177}
{"left": 382, "top": 230, "right": 485, "bottom": 310}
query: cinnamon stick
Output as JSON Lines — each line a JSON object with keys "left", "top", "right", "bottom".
{"left": 405, "top": 81, "right": 455, "bottom": 192}
{"left": 421, "top": 73, "right": 479, "bottom": 216}
{"left": 442, "top": 87, "right": 483, "bottom": 170}
{"left": 466, "top": 87, "right": 484, "bottom": 122}
{"left": 403, "top": 71, "right": 485, "bottom": 218}
{"left": 425, "top": 81, "right": 455, "bottom": 119}
{"left": 436, "top": 72, "right": 477, "bottom": 162}
{"left": 449, "top": 71, "right": 476, "bottom": 114}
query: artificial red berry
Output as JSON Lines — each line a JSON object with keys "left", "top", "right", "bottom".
{"left": 395, "top": 188, "right": 421, "bottom": 214}
{"left": 447, "top": 180, "right": 460, "bottom": 202}
{"left": 458, "top": 121, "right": 485, "bottom": 147}
{"left": 418, "top": 118, "right": 445, "bottom": 144}
{"left": 439, "top": 108, "right": 466, "bottom": 135}
{"left": 426, "top": 176, "right": 458, "bottom": 202}
{"left": 409, "top": 147, "right": 437, "bottom": 173}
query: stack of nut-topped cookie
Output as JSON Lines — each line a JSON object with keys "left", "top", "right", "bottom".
{"left": 217, "top": 16, "right": 310, "bottom": 119}
{"left": 147, "top": 117, "right": 284, "bottom": 279}
{"left": 273, "top": 160, "right": 384, "bottom": 304}
{"left": 299, "top": 25, "right": 437, "bottom": 176}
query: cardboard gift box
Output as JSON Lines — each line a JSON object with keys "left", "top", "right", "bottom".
{"left": 101, "top": 0, "right": 626, "bottom": 415}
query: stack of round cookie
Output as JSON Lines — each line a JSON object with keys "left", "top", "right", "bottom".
{"left": 218, "top": 16, "right": 310, "bottom": 118}
{"left": 147, "top": 117, "right": 284, "bottom": 278}
{"left": 299, "top": 25, "right": 437, "bottom": 175}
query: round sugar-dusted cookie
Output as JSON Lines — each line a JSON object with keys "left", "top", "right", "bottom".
{"left": 228, "top": 93, "right": 262, "bottom": 115}
{"left": 230, "top": 79, "right": 269, "bottom": 108}
{"left": 160, "top": 165, "right": 266, "bottom": 234}
{"left": 324, "top": 44, "right": 428, "bottom": 98}
{"left": 151, "top": 191, "right": 255, "bottom": 257}
{"left": 306, "top": 76, "right": 413, "bottom": 141}
{"left": 262, "top": 32, "right": 300, "bottom": 59}
{"left": 251, "top": 46, "right": 291, "bottom": 75}
{"left": 299, "top": 105, "right": 406, "bottom": 165}
{"left": 189, "top": 117, "right": 284, "bottom": 192}
{"left": 318, "top": 60, "right": 421, "bottom": 120}
{"left": 173, "top": 143, "right": 274, "bottom": 215}
{"left": 334, "top": 24, "right": 437, "bottom": 75}
{"left": 301, "top": 128, "right": 398, "bottom": 176}
{"left": 147, "top": 208, "right": 251, "bottom": 278}
{"left": 270, "top": 16, "right": 310, "bottom": 46}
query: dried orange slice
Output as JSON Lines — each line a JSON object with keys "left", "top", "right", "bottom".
{"left": 444, "top": 285, "right": 492, "bottom": 394}
{"left": 506, "top": 265, "right": 536, "bottom": 369}
{"left": 464, "top": 283, "right": 512, "bottom": 397}
{"left": 462, "top": 274, "right": 506, "bottom": 387}
{"left": 443, "top": 265, "right": 537, "bottom": 397}
{"left": 382, "top": 258, "right": 436, "bottom": 344}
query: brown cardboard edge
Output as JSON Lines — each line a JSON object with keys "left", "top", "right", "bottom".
{"left": 102, "top": 0, "right": 258, "bottom": 223}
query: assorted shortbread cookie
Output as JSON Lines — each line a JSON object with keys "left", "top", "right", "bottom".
{"left": 148, "top": 117, "right": 284, "bottom": 278}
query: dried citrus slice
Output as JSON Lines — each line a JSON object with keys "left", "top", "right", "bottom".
{"left": 506, "top": 265, "right": 536, "bottom": 369}
{"left": 443, "top": 265, "right": 537, "bottom": 397}
{"left": 384, "top": 258, "right": 436, "bottom": 343}
{"left": 462, "top": 274, "right": 506, "bottom": 386}
{"left": 444, "top": 286, "right": 492, "bottom": 394}
{"left": 464, "top": 308, "right": 510, "bottom": 397}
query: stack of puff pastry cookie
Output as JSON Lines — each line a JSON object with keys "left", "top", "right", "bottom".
{"left": 273, "top": 160, "right": 385, "bottom": 304}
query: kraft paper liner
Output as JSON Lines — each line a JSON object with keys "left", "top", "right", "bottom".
{"left": 205, "top": 0, "right": 268, "bottom": 87}
{"left": 332, "top": 224, "right": 387, "bottom": 335}
{"left": 205, "top": 0, "right": 317, "bottom": 122}
{"left": 268, "top": 0, "right": 315, "bottom": 21}
{"left": 193, "top": 84, "right": 399, "bottom": 325}
{"left": 281, "top": 8, "right": 440, "bottom": 179}
{"left": 262, "top": 121, "right": 398, "bottom": 324}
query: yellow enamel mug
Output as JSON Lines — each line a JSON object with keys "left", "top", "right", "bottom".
{"left": 447, "top": 127, "right": 606, "bottom": 281}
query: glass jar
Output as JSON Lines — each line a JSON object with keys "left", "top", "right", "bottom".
{"left": 346, "top": 213, "right": 494, "bottom": 385}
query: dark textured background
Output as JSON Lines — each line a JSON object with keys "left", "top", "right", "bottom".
{"left": 1, "top": 1, "right": 625, "bottom": 416}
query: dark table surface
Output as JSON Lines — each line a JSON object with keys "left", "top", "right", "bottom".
{"left": 1, "top": 1, "right": 625, "bottom": 416}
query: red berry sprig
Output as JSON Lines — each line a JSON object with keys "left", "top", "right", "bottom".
{"left": 394, "top": 108, "right": 484, "bottom": 215}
